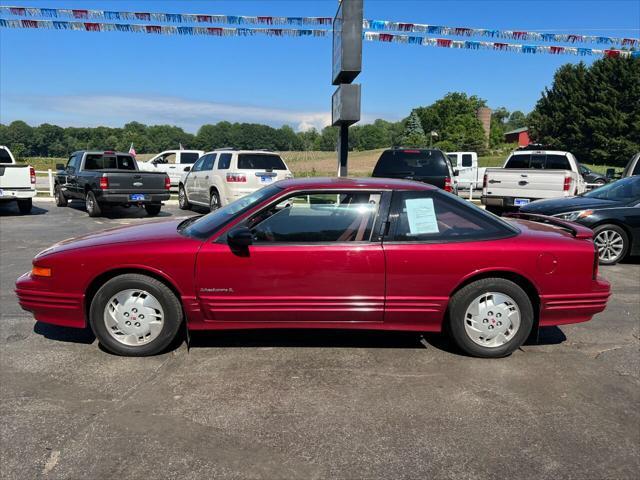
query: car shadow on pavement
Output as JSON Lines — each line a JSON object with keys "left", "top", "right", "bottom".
{"left": 34, "top": 322, "right": 95, "bottom": 344}
{"left": 0, "top": 203, "right": 48, "bottom": 216}
{"left": 66, "top": 200, "right": 173, "bottom": 219}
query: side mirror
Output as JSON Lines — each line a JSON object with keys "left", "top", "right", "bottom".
{"left": 227, "top": 227, "right": 253, "bottom": 248}
{"left": 183, "top": 166, "right": 191, "bottom": 172}
{"left": 453, "top": 169, "right": 459, "bottom": 176}
{"left": 56, "top": 163, "right": 65, "bottom": 171}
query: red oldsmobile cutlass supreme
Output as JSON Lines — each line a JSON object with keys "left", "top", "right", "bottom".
{"left": 16, "top": 178, "right": 610, "bottom": 358}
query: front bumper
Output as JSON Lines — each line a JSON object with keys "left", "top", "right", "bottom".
{"left": 15, "top": 272, "right": 86, "bottom": 328}
{"left": 0, "top": 188, "right": 37, "bottom": 200}
{"left": 538, "top": 276, "right": 611, "bottom": 326}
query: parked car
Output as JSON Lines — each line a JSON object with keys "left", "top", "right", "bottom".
{"left": 482, "top": 149, "right": 587, "bottom": 215}
{"left": 447, "top": 151, "right": 485, "bottom": 190}
{"left": 0, "top": 145, "right": 36, "bottom": 214}
{"left": 54, "top": 151, "right": 171, "bottom": 217}
{"left": 17, "top": 177, "right": 610, "bottom": 358}
{"left": 373, "top": 148, "right": 458, "bottom": 194}
{"left": 579, "top": 164, "right": 608, "bottom": 186}
{"left": 178, "top": 149, "right": 293, "bottom": 211}
{"left": 520, "top": 176, "right": 640, "bottom": 265}
{"left": 622, "top": 153, "right": 640, "bottom": 178}
{"left": 137, "top": 149, "right": 204, "bottom": 188}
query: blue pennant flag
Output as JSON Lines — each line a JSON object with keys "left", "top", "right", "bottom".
{"left": 522, "top": 45, "right": 537, "bottom": 53}
{"left": 370, "top": 20, "right": 386, "bottom": 30}
{"left": 577, "top": 48, "right": 593, "bottom": 56}
{"left": 41, "top": 8, "right": 58, "bottom": 18}
{"left": 465, "top": 40, "right": 480, "bottom": 49}
{"left": 104, "top": 11, "right": 120, "bottom": 20}
{"left": 166, "top": 13, "right": 182, "bottom": 23}
{"left": 177, "top": 26, "right": 193, "bottom": 35}
{"left": 427, "top": 25, "right": 443, "bottom": 34}
{"left": 0, "top": 19, "right": 6, "bottom": 27}
{"left": 227, "top": 16, "right": 240, "bottom": 24}
{"left": 52, "top": 21, "right": 69, "bottom": 30}
{"left": 115, "top": 24, "right": 130, "bottom": 32}
{"left": 541, "top": 33, "right": 556, "bottom": 42}
{"left": 408, "top": 36, "right": 421, "bottom": 44}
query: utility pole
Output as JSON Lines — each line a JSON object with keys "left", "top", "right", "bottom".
{"left": 331, "top": 0, "right": 363, "bottom": 177}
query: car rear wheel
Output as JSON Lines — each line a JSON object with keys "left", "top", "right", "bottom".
{"left": 178, "top": 185, "right": 190, "bottom": 210}
{"left": 448, "top": 278, "right": 534, "bottom": 358}
{"left": 17, "top": 198, "right": 32, "bottom": 214}
{"left": 55, "top": 186, "right": 68, "bottom": 207}
{"left": 209, "top": 190, "right": 220, "bottom": 212}
{"left": 593, "top": 224, "right": 628, "bottom": 265}
{"left": 85, "top": 191, "right": 102, "bottom": 217}
{"left": 145, "top": 204, "right": 162, "bottom": 216}
{"left": 89, "top": 273, "right": 183, "bottom": 356}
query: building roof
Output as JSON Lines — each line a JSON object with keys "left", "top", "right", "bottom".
{"left": 504, "top": 127, "right": 529, "bottom": 135}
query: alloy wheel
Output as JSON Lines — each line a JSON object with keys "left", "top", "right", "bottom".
{"left": 463, "top": 292, "right": 521, "bottom": 348}
{"left": 594, "top": 229, "right": 624, "bottom": 263}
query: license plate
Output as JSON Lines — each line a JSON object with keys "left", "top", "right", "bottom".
{"left": 259, "top": 176, "right": 274, "bottom": 184}
{"left": 130, "top": 194, "right": 145, "bottom": 201}
{"left": 514, "top": 198, "right": 530, "bottom": 206}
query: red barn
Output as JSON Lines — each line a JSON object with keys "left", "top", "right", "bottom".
{"left": 504, "top": 127, "right": 530, "bottom": 146}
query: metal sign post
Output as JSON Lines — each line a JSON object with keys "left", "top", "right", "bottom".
{"left": 332, "top": 0, "right": 363, "bottom": 177}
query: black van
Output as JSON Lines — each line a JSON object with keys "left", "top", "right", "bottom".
{"left": 372, "top": 148, "right": 458, "bottom": 194}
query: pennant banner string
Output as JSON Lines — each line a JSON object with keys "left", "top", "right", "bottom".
{"left": 0, "top": 18, "right": 636, "bottom": 59}
{"left": 0, "top": 5, "right": 637, "bottom": 47}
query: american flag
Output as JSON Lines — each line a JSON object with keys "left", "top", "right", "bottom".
{"left": 128, "top": 143, "right": 136, "bottom": 157}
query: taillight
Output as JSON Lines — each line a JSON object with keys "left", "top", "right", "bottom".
{"left": 164, "top": 176, "right": 171, "bottom": 190}
{"left": 30, "top": 166, "right": 36, "bottom": 184}
{"left": 482, "top": 173, "right": 488, "bottom": 190}
{"left": 226, "top": 173, "right": 247, "bottom": 183}
{"left": 563, "top": 176, "right": 571, "bottom": 192}
{"left": 444, "top": 177, "right": 453, "bottom": 192}
{"left": 99, "top": 176, "right": 109, "bottom": 189}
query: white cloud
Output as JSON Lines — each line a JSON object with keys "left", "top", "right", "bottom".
{"left": 2, "top": 94, "right": 333, "bottom": 132}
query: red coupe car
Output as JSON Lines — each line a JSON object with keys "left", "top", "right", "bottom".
{"left": 16, "top": 177, "right": 610, "bottom": 358}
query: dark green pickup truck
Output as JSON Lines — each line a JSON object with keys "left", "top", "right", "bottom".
{"left": 54, "top": 151, "right": 170, "bottom": 217}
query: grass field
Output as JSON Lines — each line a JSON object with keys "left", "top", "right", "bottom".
{"left": 23, "top": 150, "right": 615, "bottom": 177}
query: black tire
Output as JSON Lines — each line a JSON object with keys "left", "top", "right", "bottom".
{"left": 17, "top": 198, "right": 32, "bottom": 214}
{"left": 55, "top": 185, "right": 68, "bottom": 207}
{"left": 593, "top": 224, "right": 629, "bottom": 265}
{"left": 485, "top": 206, "right": 503, "bottom": 216}
{"left": 209, "top": 189, "right": 221, "bottom": 212}
{"left": 89, "top": 273, "right": 183, "bottom": 356}
{"left": 178, "top": 184, "right": 190, "bottom": 210}
{"left": 85, "top": 191, "right": 102, "bottom": 217}
{"left": 145, "top": 204, "right": 162, "bottom": 216}
{"left": 594, "top": 179, "right": 606, "bottom": 187}
{"left": 448, "top": 278, "right": 534, "bottom": 358}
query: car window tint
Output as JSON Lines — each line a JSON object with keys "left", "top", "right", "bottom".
{"left": 461, "top": 154, "right": 473, "bottom": 167}
{"left": 633, "top": 159, "right": 640, "bottom": 176}
{"left": 67, "top": 155, "right": 78, "bottom": 171}
{"left": 373, "top": 150, "right": 449, "bottom": 177}
{"left": 391, "top": 191, "right": 511, "bottom": 242}
{"left": 180, "top": 152, "right": 200, "bottom": 164}
{"left": 0, "top": 149, "right": 12, "bottom": 164}
{"left": 250, "top": 192, "right": 381, "bottom": 243}
{"left": 505, "top": 155, "right": 530, "bottom": 168}
{"left": 585, "top": 176, "right": 640, "bottom": 201}
{"left": 191, "top": 156, "right": 206, "bottom": 172}
{"left": 238, "top": 154, "right": 287, "bottom": 170}
{"left": 545, "top": 155, "right": 571, "bottom": 170}
{"left": 218, "top": 153, "right": 232, "bottom": 170}
{"left": 202, "top": 154, "right": 215, "bottom": 171}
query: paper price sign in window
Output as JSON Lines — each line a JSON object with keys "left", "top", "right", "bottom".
{"left": 405, "top": 198, "right": 439, "bottom": 235}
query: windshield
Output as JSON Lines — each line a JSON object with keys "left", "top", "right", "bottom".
{"left": 373, "top": 149, "right": 450, "bottom": 177}
{"left": 180, "top": 184, "right": 282, "bottom": 239}
{"left": 584, "top": 177, "right": 640, "bottom": 202}
{"left": 237, "top": 154, "right": 287, "bottom": 171}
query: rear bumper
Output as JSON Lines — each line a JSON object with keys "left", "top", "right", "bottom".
{"left": 15, "top": 272, "right": 86, "bottom": 328}
{"left": 96, "top": 192, "right": 170, "bottom": 204}
{"left": 0, "top": 188, "right": 37, "bottom": 200}
{"left": 538, "top": 277, "right": 611, "bottom": 326}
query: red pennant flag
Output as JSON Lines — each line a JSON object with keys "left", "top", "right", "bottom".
{"left": 549, "top": 46, "right": 565, "bottom": 54}
{"left": 437, "top": 38, "right": 453, "bottom": 47}
{"left": 379, "top": 33, "right": 394, "bottom": 42}
{"left": 513, "top": 31, "right": 527, "bottom": 39}
{"left": 567, "top": 35, "right": 583, "bottom": 43}
{"left": 622, "top": 38, "right": 637, "bottom": 46}
{"left": 145, "top": 25, "right": 162, "bottom": 34}
{"left": 10, "top": 7, "right": 26, "bottom": 16}
{"left": 207, "top": 27, "right": 223, "bottom": 36}
{"left": 494, "top": 42, "right": 508, "bottom": 50}
{"left": 604, "top": 49, "right": 620, "bottom": 57}
{"left": 72, "top": 9, "right": 89, "bottom": 19}
{"left": 21, "top": 20, "right": 39, "bottom": 28}
{"left": 455, "top": 28, "right": 472, "bottom": 36}
{"left": 136, "top": 12, "right": 151, "bottom": 21}
{"left": 398, "top": 23, "right": 414, "bottom": 31}
{"left": 257, "top": 16, "right": 273, "bottom": 24}
{"left": 84, "top": 22, "right": 100, "bottom": 32}
{"left": 197, "top": 15, "right": 212, "bottom": 23}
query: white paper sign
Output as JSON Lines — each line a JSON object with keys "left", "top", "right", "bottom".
{"left": 405, "top": 198, "right": 439, "bottom": 235}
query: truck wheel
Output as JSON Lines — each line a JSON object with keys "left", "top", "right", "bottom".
{"left": 55, "top": 186, "right": 68, "bottom": 207}
{"left": 145, "top": 204, "right": 162, "bottom": 216}
{"left": 209, "top": 190, "right": 220, "bottom": 212}
{"left": 178, "top": 185, "right": 190, "bottom": 210}
{"left": 17, "top": 198, "right": 33, "bottom": 214}
{"left": 85, "top": 191, "right": 102, "bottom": 217}
{"left": 448, "top": 278, "right": 534, "bottom": 358}
{"left": 89, "top": 273, "right": 183, "bottom": 356}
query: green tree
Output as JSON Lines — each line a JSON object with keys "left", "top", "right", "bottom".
{"left": 400, "top": 111, "right": 428, "bottom": 147}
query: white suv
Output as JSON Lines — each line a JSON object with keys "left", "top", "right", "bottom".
{"left": 178, "top": 149, "right": 293, "bottom": 211}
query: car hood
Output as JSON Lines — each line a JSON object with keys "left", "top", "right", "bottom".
{"left": 36, "top": 218, "right": 194, "bottom": 258}
{"left": 520, "top": 196, "right": 621, "bottom": 215}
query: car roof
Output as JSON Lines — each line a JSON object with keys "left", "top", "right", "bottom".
{"left": 511, "top": 150, "right": 570, "bottom": 155}
{"left": 204, "top": 150, "right": 281, "bottom": 154}
{"left": 276, "top": 177, "right": 437, "bottom": 191}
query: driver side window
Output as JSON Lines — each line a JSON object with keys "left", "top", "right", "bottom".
{"left": 191, "top": 155, "right": 207, "bottom": 172}
{"left": 66, "top": 155, "right": 78, "bottom": 173}
{"left": 249, "top": 191, "right": 381, "bottom": 243}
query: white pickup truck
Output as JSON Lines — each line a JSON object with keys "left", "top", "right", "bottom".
{"left": 447, "top": 152, "right": 485, "bottom": 190}
{"left": 137, "top": 149, "right": 204, "bottom": 188}
{"left": 0, "top": 146, "right": 36, "bottom": 214}
{"left": 481, "top": 149, "right": 586, "bottom": 215}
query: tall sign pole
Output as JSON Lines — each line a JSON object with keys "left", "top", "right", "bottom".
{"left": 331, "top": 0, "right": 363, "bottom": 177}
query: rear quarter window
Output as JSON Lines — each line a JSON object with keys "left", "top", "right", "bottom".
{"left": 0, "top": 149, "right": 13, "bottom": 164}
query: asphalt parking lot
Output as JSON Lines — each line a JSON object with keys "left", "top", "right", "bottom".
{"left": 1, "top": 198, "right": 639, "bottom": 479}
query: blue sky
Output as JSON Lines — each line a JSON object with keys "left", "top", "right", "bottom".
{"left": 1, "top": 0, "right": 639, "bottom": 132}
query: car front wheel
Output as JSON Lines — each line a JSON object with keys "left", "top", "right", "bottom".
{"left": 593, "top": 224, "right": 628, "bottom": 265}
{"left": 448, "top": 278, "right": 534, "bottom": 358}
{"left": 89, "top": 273, "right": 183, "bottom": 356}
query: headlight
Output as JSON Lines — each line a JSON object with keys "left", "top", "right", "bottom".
{"left": 554, "top": 210, "right": 593, "bottom": 221}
